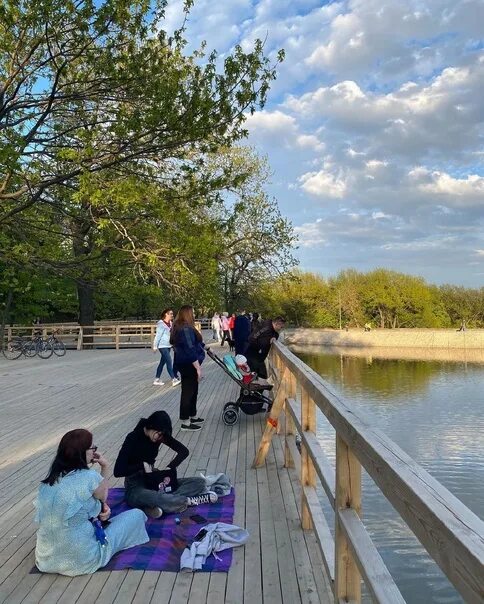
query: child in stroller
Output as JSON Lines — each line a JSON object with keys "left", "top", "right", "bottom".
{"left": 206, "top": 348, "right": 273, "bottom": 426}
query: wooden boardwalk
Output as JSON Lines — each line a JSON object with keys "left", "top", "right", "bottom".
{"left": 0, "top": 348, "right": 332, "bottom": 604}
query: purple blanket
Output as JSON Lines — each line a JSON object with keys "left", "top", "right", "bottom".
{"left": 102, "top": 487, "right": 235, "bottom": 572}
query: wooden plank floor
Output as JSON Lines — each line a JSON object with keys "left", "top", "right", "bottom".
{"left": 0, "top": 348, "right": 332, "bottom": 604}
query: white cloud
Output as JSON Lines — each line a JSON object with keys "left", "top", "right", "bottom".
{"left": 299, "top": 169, "right": 347, "bottom": 199}
{"left": 296, "top": 134, "right": 325, "bottom": 151}
{"left": 245, "top": 110, "right": 324, "bottom": 153}
{"left": 305, "top": 0, "right": 484, "bottom": 79}
{"left": 285, "top": 56, "right": 484, "bottom": 162}
{"left": 157, "top": 1, "right": 484, "bottom": 285}
{"left": 414, "top": 171, "right": 484, "bottom": 205}
{"left": 294, "top": 221, "right": 327, "bottom": 247}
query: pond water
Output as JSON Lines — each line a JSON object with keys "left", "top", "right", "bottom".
{"left": 292, "top": 347, "right": 484, "bottom": 604}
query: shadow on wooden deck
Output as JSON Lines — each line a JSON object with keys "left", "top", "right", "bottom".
{"left": 0, "top": 348, "right": 332, "bottom": 604}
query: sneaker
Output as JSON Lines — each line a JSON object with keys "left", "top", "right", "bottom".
{"left": 187, "top": 492, "right": 218, "bottom": 506}
{"left": 190, "top": 417, "right": 205, "bottom": 424}
{"left": 172, "top": 378, "right": 181, "bottom": 387}
{"left": 144, "top": 506, "right": 163, "bottom": 519}
{"left": 180, "top": 423, "right": 202, "bottom": 431}
{"left": 153, "top": 379, "right": 165, "bottom": 386}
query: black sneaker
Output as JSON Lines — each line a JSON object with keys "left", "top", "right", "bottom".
{"left": 181, "top": 423, "right": 201, "bottom": 431}
{"left": 190, "top": 417, "right": 205, "bottom": 424}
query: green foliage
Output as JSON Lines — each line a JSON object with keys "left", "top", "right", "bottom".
{"left": 250, "top": 269, "right": 483, "bottom": 329}
{"left": 0, "top": 0, "right": 285, "bottom": 324}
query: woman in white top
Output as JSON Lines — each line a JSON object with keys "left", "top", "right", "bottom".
{"left": 211, "top": 313, "right": 222, "bottom": 342}
{"left": 153, "top": 309, "right": 180, "bottom": 386}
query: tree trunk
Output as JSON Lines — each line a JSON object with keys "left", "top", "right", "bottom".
{"left": 77, "top": 282, "right": 95, "bottom": 348}
{"left": 77, "top": 282, "right": 95, "bottom": 325}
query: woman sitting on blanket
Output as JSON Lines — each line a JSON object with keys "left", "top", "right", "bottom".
{"left": 113, "top": 411, "right": 217, "bottom": 519}
{"left": 35, "top": 429, "right": 148, "bottom": 576}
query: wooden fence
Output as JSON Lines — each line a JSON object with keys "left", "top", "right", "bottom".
{"left": 253, "top": 341, "right": 484, "bottom": 603}
{"left": 2, "top": 321, "right": 207, "bottom": 350}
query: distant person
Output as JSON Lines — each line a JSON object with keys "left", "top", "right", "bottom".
{"left": 220, "top": 312, "right": 231, "bottom": 347}
{"left": 233, "top": 311, "right": 251, "bottom": 355}
{"left": 114, "top": 411, "right": 217, "bottom": 517}
{"left": 170, "top": 305, "right": 205, "bottom": 432}
{"left": 35, "top": 429, "right": 148, "bottom": 576}
{"left": 245, "top": 316, "right": 286, "bottom": 379}
{"left": 364, "top": 322, "right": 372, "bottom": 332}
{"left": 152, "top": 309, "right": 180, "bottom": 387}
{"left": 211, "top": 312, "right": 222, "bottom": 342}
{"left": 228, "top": 313, "right": 236, "bottom": 338}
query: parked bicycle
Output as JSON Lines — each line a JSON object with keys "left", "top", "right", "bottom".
{"left": 2, "top": 338, "right": 37, "bottom": 360}
{"left": 46, "top": 330, "right": 66, "bottom": 356}
{"left": 28, "top": 332, "right": 54, "bottom": 359}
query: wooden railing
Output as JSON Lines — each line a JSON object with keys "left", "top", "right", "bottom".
{"left": 2, "top": 321, "right": 206, "bottom": 350}
{"left": 253, "top": 341, "right": 484, "bottom": 604}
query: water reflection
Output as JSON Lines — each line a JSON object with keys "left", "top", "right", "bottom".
{"left": 292, "top": 346, "right": 484, "bottom": 604}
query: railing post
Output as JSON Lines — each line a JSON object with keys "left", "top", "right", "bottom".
{"left": 301, "top": 387, "right": 317, "bottom": 530}
{"left": 7, "top": 326, "right": 12, "bottom": 340}
{"left": 335, "top": 435, "right": 362, "bottom": 603}
{"left": 77, "top": 326, "right": 83, "bottom": 351}
{"left": 115, "top": 325, "right": 120, "bottom": 350}
{"left": 284, "top": 371, "right": 296, "bottom": 468}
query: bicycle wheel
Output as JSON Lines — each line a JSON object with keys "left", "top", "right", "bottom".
{"left": 52, "top": 339, "right": 66, "bottom": 356}
{"left": 25, "top": 340, "right": 38, "bottom": 357}
{"left": 2, "top": 340, "right": 23, "bottom": 360}
{"left": 37, "top": 340, "right": 54, "bottom": 359}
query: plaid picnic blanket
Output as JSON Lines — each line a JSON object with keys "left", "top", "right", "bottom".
{"left": 102, "top": 487, "right": 235, "bottom": 572}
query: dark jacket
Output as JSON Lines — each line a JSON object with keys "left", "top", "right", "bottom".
{"left": 246, "top": 319, "right": 279, "bottom": 361}
{"left": 113, "top": 420, "right": 189, "bottom": 478}
{"left": 171, "top": 325, "right": 205, "bottom": 366}
{"left": 233, "top": 314, "right": 251, "bottom": 343}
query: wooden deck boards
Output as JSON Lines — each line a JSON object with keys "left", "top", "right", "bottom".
{"left": 0, "top": 348, "right": 332, "bottom": 604}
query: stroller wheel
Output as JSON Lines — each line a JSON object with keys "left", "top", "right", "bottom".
{"left": 222, "top": 403, "right": 239, "bottom": 426}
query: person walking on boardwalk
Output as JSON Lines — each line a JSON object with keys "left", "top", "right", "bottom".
{"left": 152, "top": 308, "right": 181, "bottom": 387}
{"left": 35, "top": 429, "right": 148, "bottom": 576}
{"left": 246, "top": 316, "right": 286, "bottom": 379}
{"left": 211, "top": 312, "right": 222, "bottom": 342}
{"left": 220, "top": 312, "right": 231, "bottom": 346}
{"left": 114, "top": 411, "right": 217, "bottom": 517}
{"left": 170, "top": 305, "right": 205, "bottom": 432}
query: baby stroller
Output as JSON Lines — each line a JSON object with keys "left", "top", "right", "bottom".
{"left": 206, "top": 348, "right": 273, "bottom": 426}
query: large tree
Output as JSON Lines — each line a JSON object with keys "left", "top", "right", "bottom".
{"left": 0, "top": 0, "right": 282, "bottom": 323}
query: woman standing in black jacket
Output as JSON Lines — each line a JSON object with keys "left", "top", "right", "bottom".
{"left": 170, "top": 306, "right": 205, "bottom": 432}
{"left": 114, "top": 411, "right": 216, "bottom": 518}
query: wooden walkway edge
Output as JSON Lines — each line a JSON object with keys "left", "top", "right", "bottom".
{"left": 0, "top": 348, "right": 332, "bottom": 604}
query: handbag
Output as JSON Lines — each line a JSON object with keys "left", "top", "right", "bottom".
{"left": 144, "top": 468, "right": 179, "bottom": 493}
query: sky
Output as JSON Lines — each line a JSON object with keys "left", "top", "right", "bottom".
{"left": 164, "top": 0, "right": 484, "bottom": 287}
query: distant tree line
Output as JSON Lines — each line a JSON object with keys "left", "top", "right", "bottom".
{"left": 249, "top": 269, "right": 484, "bottom": 329}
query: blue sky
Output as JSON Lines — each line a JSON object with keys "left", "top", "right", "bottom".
{"left": 164, "top": 0, "right": 484, "bottom": 286}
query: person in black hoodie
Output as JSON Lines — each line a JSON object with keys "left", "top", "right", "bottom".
{"left": 114, "top": 411, "right": 217, "bottom": 518}
{"left": 245, "top": 316, "right": 286, "bottom": 379}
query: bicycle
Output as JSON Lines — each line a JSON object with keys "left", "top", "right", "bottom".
{"left": 2, "top": 338, "right": 37, "bottom": 360}
{"left": 30, "top": 332, "right": 54, "bottom": 359}
{"left": 47, "top": 330, "right": 66, "bottom": 356}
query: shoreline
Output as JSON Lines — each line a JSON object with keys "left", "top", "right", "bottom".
{"left": 284, "top": 328, "right": 484, "bottom": 364}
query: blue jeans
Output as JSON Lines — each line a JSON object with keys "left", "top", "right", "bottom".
{"left": 156, "top": 348, "right": 175, "bottom": 380}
